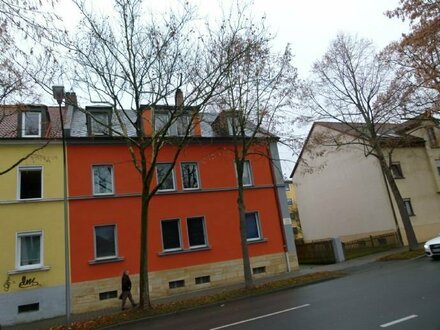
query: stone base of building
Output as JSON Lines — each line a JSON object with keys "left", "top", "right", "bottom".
{"left": 72, "top": 252, "right": 299, "bottom": 313}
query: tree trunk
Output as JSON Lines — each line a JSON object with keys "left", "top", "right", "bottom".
{"left": 139, "top": 154, "right": 152, "bottom": 309}
{"left": 377, "top": 153, "right": 418, "bottom": 250}
{"left": 236, "top": 161, "right": 254, "bottom": 289}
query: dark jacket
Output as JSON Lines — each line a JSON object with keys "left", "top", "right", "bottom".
{"left": 121, "top": 273, "right": 132, "bottom": 291}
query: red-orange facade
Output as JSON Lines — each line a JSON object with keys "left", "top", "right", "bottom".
{"left": 67, "top": 141, "right": 286, "bottom": 283}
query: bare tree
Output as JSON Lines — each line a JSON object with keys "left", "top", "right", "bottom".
{"left": 61, "top": 0, "right": 267, "bottom": 308}
{"left": 301, "top": 33, "right": 418, "bottom": 250}
{"left": 211, "top": 3, "right": 298, "bottom": 288}
{"left": 0, "top": 0, "right": 62, "bottom": 175}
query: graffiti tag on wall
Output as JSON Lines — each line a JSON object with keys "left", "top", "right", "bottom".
{"left": 3, "top": 275, "right": 41, "bottom": 291}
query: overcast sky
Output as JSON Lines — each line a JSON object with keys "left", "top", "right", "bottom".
{"left": 56, "top": 0, "right": 409, "bottom": 177}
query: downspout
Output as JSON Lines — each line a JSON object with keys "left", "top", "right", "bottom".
{"left": 382, "top": 170, "right": 404, "bottom": 246}
{"left": 267, "top": 143, "right": 291, "bottom": 272}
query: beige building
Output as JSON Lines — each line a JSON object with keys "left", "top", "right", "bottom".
{"left": 291, "top": 115, "right": 440, "bottom": 245}
{"left": 284, "top": 180, "right": 303, "bottom": 241}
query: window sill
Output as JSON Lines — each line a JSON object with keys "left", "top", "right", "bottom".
{"left": 92, "top": 193, "right": 115, "bottom": 197}
{"left": 159, "top": 246, "right": 211, "bottom": 256}
{"left": 89, "top": 256, "right": 124, "bottom": 265}
{"left": 8, "top": 266, "right": 50, "bottom": 275}
{"left": 247, "top": 238, "right": 268, "bottom": 245}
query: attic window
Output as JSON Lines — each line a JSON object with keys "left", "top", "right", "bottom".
{"left": 87, "top": 107, "right": 112, "bottom": 136}
{"left": 22, "top": 112, "right": 41, "bottom": 137}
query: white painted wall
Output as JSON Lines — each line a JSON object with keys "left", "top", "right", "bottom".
{"left": 292, "top": 125, "right": 397, "bottom": 242}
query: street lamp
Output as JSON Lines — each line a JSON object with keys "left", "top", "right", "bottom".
{"left": 52, "top": 85, "right": 71, "bottom": 325}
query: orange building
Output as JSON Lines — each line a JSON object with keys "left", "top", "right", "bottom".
{"left": 66, "top": 104, "right": 298, "bottom": 313}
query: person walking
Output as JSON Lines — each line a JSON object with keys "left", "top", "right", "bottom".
{"left": 121, "top": 270, "right": 137, "bottom": 310}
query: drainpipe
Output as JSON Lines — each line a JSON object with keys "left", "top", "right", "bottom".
{"left": 267, "top": 142, "right": 295, "bottom": 272}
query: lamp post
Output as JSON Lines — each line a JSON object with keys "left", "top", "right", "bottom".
{"left": 52, "top": 85, "right": 71, "bottom": 325}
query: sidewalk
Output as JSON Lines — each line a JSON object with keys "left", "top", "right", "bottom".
{"left": 4, "top": 247, "right": 410, "bottom": 330}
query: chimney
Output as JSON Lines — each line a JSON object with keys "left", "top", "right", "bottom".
{"left": 65, "top": 92, "right": 78, "bottom": 107}
{"left": 175, "top": 89, "right": 183, "bottom": 108}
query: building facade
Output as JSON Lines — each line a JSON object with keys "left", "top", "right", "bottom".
{"left": 292, "top": 116, "right": 440, "bottom": 245}
{"left": 0, "top": 106, "right": 67, "bottom": 325}
{"left": 66, "top": 104, "right": 298, "bottom": 313}
{"left": 0, "top": 99, "right": 298, "bottom": 323}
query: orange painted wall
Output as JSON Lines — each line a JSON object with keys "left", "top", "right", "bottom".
{"left": 67, "top": 142, "right": 284, "bottom": 283}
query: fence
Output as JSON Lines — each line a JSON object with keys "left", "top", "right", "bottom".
{"left": 296, "top": 232, "right": 400, "bottom": 264}
{"left": 342, "top": 232, "right": 400, "bottom": 260}
{"left": 296, "top": 239, "right": 336, "bottom": 264}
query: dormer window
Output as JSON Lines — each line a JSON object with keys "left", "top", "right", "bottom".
{"left": 154, "top": 111, "right": 170, "bottom": 136}
{"left": 176, "top": 114, "right": 192, "bottom": 136}
{"left": 87, "top": 107, "right": 112, "bottom": 137}
{"left": 22, "top": 112, "right": 41, "bottom": 137}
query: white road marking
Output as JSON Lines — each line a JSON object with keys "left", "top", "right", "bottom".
{"left": 210, "top": 304, "right": 311, "bottom": 330}
{"left": 380, "top": 314, "right": 418, "bottom": 328}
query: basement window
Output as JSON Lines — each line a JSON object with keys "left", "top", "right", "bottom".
{"left": 99, "top": 290, "right": 118, "bottom": 300}
{"left": 18, "top": 303, "right": 39, "bottom": 313}
{"left": 169, "top": 280, "right": 185, "bottom": 289}
{"left": 252, "top": 266, "right": 266, "bottom": 274}
{"left": 195, "top": 276, "right": 210, "bottom": 285}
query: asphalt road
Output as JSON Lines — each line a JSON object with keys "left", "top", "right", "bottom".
{"left": 110, "top": 257, "right": 440, "bottom": 330}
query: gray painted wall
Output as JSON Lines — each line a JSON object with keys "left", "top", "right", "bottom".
{"left": 269, "top": 142, "right": 296, "bottom": 253}
{"left": 0, "top": 285, "right": 65, "bottom": 326}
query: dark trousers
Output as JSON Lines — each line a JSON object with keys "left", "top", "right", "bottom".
{"left": 121, "top": 290, "right": 135, "bottom": 309}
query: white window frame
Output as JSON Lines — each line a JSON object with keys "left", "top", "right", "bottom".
{"left": 16, "top": 231, "right": 43, "bottom": 271}
{"left": 156, "top": 163, "right": 176, "bottom": 192}
{"left": 236, "top": 160, "right": 253, "bottom": 187}
{"left": 93, "top": 224, "right": 118, "bottom": 260}
{"left": 181, "top": 162, "right": 200, "bottom": 190}
{"left": 245, "top": 212, "right": 262, "bottom": 242}
{"left": 17, "top": 166, "right": 43, "bottom": 200}
{"left": 161, "top": 219, "right": 182, "bottom": 252}
{"left": 92, "top": 165, "right": 114, "bottom": 196}
{"left": 187, "top": 216, "right": 208, "bottom": 249}
{"left": 22, "top": 112, "right": 41, "bottom": 138}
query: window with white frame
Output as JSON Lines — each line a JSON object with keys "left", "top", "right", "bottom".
{"left": 436, "top": 159, "right": 440, "bottom": 176}
{"left": 181, "top": 162, "right": 200, "bottom": 190}
{"left": 92, "top": 165, "right": 114, "bottom": 195}
{"left": 94, "top": 225, "right": 117, "bottom": 259}
{"left": 161, "top": 219, "right": 182, "bottom": 251}
{"left": 245, "top": 212, "right": 262, "bottom": 241}
{"left": 22, "top": 112, "right": 41, "bottom": 137}
{"left": 18, "top": 166, "right": 42, "bottom": 200}
{"left": 156, "top": 163, "right": 175, "bottom": 191}
{"left": 17, "top": 231, "right": 43, "bottom": 270}
{"left": 403, "top": 198, "right": 415, "bottom": 216}
{"left": 187, "top": 217, "right": 207, "bottom": 248}
{"left": 90, "top": 112, "right": 110, "bottom": 136}
{"left": 242, "top": 160, "right": 253, "bottom": 186}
